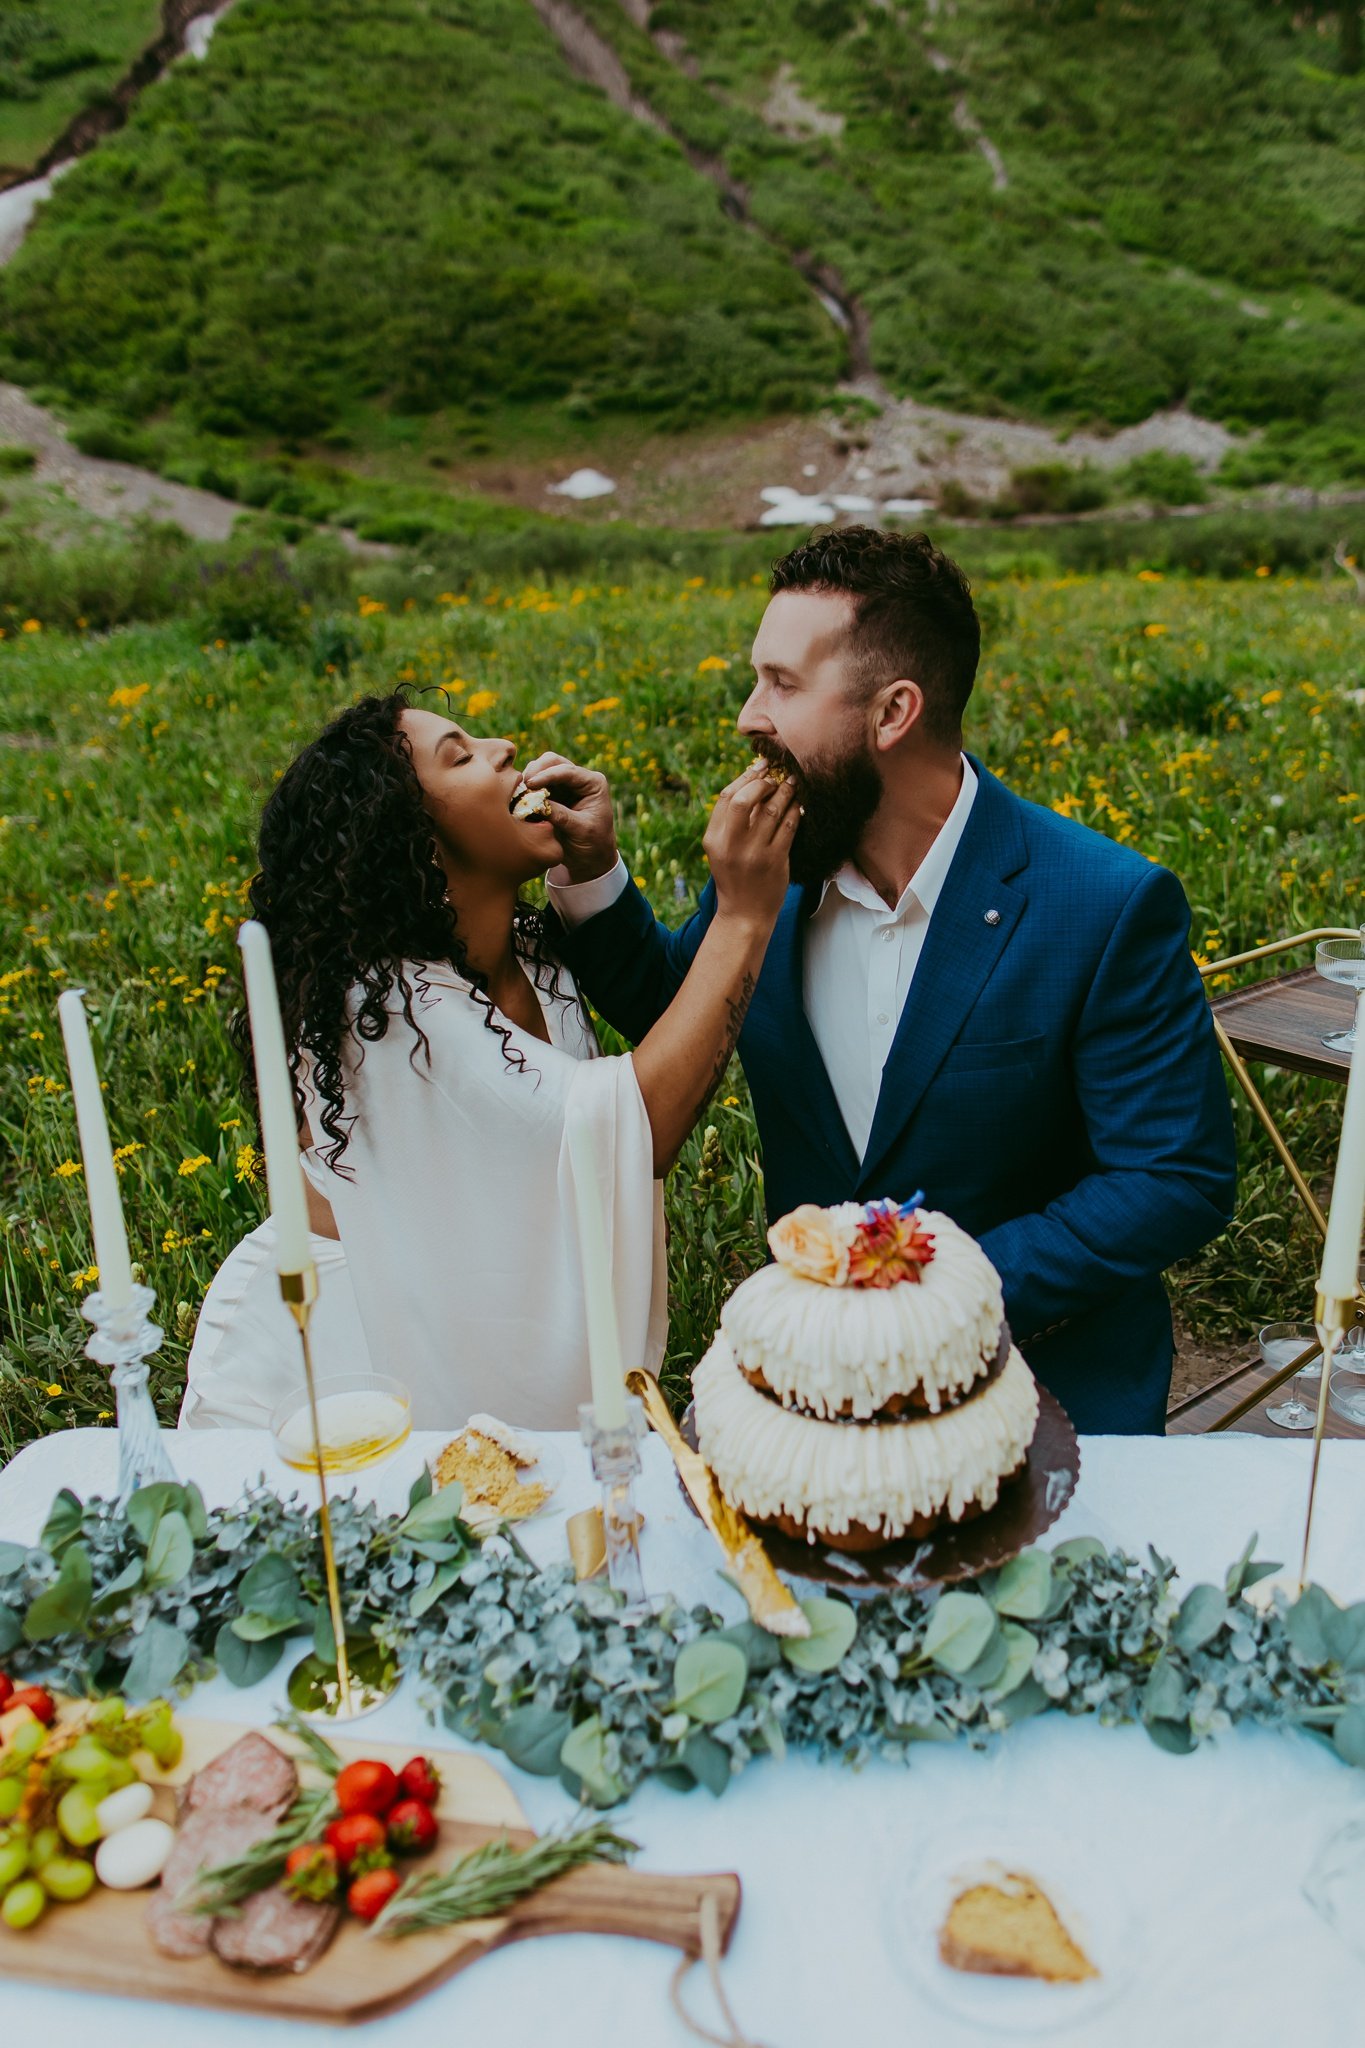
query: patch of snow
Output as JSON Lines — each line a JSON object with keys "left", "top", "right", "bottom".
{"left": 759, "top": 485, "right": 835, "bottom": 526}
{"left": 184, "top": 0, "right": 238, "bottom": 61}
{"left": 801, "top": 464, "right": 819, "bottom": 478}
{"left": 882, "top": 497, "right": 934, "bottom": 516}
{"left": 831, "top": 494, "right": 875, "bottom": 512}
{"left": 548, "top": 468, "right": 617, "bottom": 500}
{"left": 0, "top": 161, "right": 71, "bottom": 268}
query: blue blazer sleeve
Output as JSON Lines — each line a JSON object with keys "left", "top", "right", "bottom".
{"left": 979, "top": 863, "right": 1237, "bottom": 1341}
{"left": 552, "top": 877, "right": 718, "bottom": 1044}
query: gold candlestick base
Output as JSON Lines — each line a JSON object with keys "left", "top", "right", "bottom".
{"left": 1295, "top": 1288, "right": 1358, "bottom": 1596}
{"left": 278, "top": 1265, "right": 397, "bottom": 1722}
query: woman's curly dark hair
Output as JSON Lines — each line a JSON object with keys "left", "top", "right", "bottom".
{"left": 230, "top": 690, "right": 571, "bottom": 1172}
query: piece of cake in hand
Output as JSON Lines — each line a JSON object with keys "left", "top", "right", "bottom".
{"left": 692, "top": 1197, "right": 1040, "bottom": 1551}
{"left": 938, "top": 1869, "right": 1098, "bottom": 1983}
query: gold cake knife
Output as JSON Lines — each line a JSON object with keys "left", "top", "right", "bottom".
{"left": 625, "top": 1369, "right": 811, "bottom": 1639}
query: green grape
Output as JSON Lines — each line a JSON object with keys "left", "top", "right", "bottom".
{"left": 0, "top": 1836, "right": 30, "bottom": 1889}
{"left": 9, "top": 1722, "right": 45, "bottom": 1763}
{"left": 26, "top": 1826, "right": 60, "bottom": 1872}
{"left": 101, "top": 1756, "right": 137, "bottom": 1789}
{"left": 0, "top": 1778, "right": 25, "bottom": 1821}
{"left": 39, "top": 1855, "right": 95, "bottom": 1903}
{"left": 89, "top": 1698, "right": 126, "bottom": 1731}
{"left": 1, "top": 1878, "right": 48, "bottom": 1930}
{"left": 53, "top": 1739, "right": 115, "bottom": 1784}
{"left": 56, "top": 1787, "right": 102, "bottom": 1850}
{"left": 141, "top": 1725, "right": 183, "bottom": 1770}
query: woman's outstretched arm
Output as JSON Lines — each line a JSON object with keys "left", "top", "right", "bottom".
{"left": 629, "top": 766, "right": 797, "bottom": 1175}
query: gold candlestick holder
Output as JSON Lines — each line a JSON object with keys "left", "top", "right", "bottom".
{"left": 277, "top": 1265, "right": 397, "bottom": 1721}
{"left": 1299, "top": 1287, "right": 1357, "bottom": 1593}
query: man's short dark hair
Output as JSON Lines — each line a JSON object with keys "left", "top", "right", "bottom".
{"left": 769, "top": 527, "right": 980, "bottom": 745}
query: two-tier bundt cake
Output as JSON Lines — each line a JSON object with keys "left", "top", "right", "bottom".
{"left": 692, "top": 1197, "right": 1040, "bottom": 1551}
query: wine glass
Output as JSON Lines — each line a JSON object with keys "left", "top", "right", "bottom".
{"left": 1315, "top": 937, "right": 1365, "bottom": 1053}
{"left": 271, "top": 1371, "right": 412, "bottom": 1475}
{"left": 1261, "top": 1321, "right": 1319, "bottom": 1430}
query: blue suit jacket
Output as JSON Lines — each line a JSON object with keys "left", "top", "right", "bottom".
{"left": 555, "top": 760, "right": 1237, "bottom": 1434}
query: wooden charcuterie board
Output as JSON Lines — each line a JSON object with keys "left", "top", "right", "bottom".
{"left": 0, "top": 1718, "right": 741, "bottom": 2024}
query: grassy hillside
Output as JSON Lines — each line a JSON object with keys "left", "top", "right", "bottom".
{"left": 2, "top": 562, "right": 1362, "bottom": 1451}
{"left": 0, "top": 0, "right": 161, "bottom": 178}
{"left": 2, "top": 0, "right": 1365, "bottom": 528}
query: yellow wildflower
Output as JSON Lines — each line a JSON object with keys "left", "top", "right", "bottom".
{"left": 108, "top": 683, "right": 151, "bottom": 710}
{"left": 583, "top": 697, "right": 621, "bottom": 716}
{"left": 234, "top": 1142, "right": 262, "bottom": 1185}
{"left": 465, "top": 689, "right": 498, "bottom": 717}
{"left": 22, "top": 618, "right": 41, "bottom": 634}
{"left": 1143, "top": 623, "right": 1167, "bottom": 638}
{"left": 1048, "top": 727, "right": 1071, "bottom": 748}
{"left": 53, "top": 1159, "right": 82, "bottom": 1177}
{"left": 1261, "top": 690, "right": 1283, "bottom": 706}
{"left": 178, "top": 1154, "right": 210, "bottom": 1176}
{"left": 45, "top": 1383, "right": 64, "bottom": 1398}
{"left": 1136, "top": 570, "right": 1163, "bottom": 583}
{"left": 697, "top": 656, "right": 730, "bottom": 673}
{"left": 531, "top": 703, "right": 561, "bottom": 722}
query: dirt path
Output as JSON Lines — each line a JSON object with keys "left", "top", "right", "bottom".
{"left": 0, "top": 383, "right": 243, "bottom": 541}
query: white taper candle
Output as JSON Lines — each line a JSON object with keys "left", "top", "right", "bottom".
{"left": 1318, "top": 987, "right": 1365, "bottom": 1305}
{"left": 565, "top": 1109, "right": 628, "bottom": 1430}
{"left": 237, "top": 920, "right": 312, "bottom": 1275}
{"left": 57, "top": 989, "right": 134, "bottom": 1310}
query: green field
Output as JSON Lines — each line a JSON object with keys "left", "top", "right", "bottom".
{"left": 3, "top": 0, "right": 1365, "bottom": 514}
{"left": 2, "top": 562, "right": 1362, "bottom": 1456}
{"left": 0, "top": 1, "right": 162, "bottom": 178}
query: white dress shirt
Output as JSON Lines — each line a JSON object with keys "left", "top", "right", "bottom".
{"left": 547, "top": 756, "right": 978, "bottom": 1163}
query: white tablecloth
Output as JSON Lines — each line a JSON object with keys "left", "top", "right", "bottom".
{"left": 2, "top": 1425, "right": 1364, "bottom": 2048}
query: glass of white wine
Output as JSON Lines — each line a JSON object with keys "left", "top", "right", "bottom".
{"left": 271, "top": 1372, "right": 412, "bottom": 1475}
{"left": 1315, "top": 937, "right": 1365, "bottom": 1054}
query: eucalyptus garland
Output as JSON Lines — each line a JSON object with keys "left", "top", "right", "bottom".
{"left": 3, "top": 1472, "right": 1365, "bottom": 1808}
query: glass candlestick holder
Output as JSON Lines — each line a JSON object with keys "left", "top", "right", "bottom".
{"left": 579, "top": 1397, "right": 649, "bottom": 1620}
{"left": 81, "top": 1282, "right": 177, "bottom": 1504}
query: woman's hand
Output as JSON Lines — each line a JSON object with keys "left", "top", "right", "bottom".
{"left": 703, "top": 764, "right": 799, "bottom": 932}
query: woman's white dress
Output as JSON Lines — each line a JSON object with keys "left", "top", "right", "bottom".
{"left": 181, "top": 961, "right": 666, "bottom": 1433}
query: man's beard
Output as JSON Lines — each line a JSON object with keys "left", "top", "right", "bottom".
{"left": 751, "top": 736, "right": 882, "bottom": 889}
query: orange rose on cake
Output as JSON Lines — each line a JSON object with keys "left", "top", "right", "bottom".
{"left": 767, "top": 1203, "right": 860, "bottom": 1286}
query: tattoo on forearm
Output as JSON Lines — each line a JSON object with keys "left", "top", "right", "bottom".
{"left": 687, "top": 972, "right": 757, "bottom": 1128}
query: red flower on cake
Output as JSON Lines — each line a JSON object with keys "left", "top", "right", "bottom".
{"left": 845, "top": 1202, "right": 936, "bottom": 1288}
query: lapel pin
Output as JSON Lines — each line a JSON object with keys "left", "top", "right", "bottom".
{"left": 984, "top": 908, "right": 1001, "bottom": 926}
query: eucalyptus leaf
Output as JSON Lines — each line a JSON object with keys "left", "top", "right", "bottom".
{"left": 782, "top": 1598, "right": 858, "bottom": 1675}
{"left": 1286, "top": 1584, "right": 1339, "bottom": 1669}
{"left": 1334, "top": 1705, "right": 1365, "bottom": 1768}
{"left": 236, "top": 1553, "right": 303, "bottom": 1624}
{"left": 560, "top": 1715, "right": 625, "bottom": 1805}
{"left": 1051, "top": 1536, "right": 1108, "bottom": 1570}
{"left": 0, "top": 1542, "right": 28, "bottom": 1577}
{"left": 1325, "top": 1604, "right": 1365, "bottom": 1674}
{"left": 994, "top": 1675, "right": 1050, "bottom": 1726}
{"left": 992, "top": 1550, "right": 1053, "bottom": 1620}
{"left": 216, "top": 1620, "right": 286, "bottom": 1688}
{"left": 231, "top": 1610, "right": 304, "bottom": 1642}
{"left": 124, "top": 1618, "right": 189, "bottom": 1699}
{"left": 985, "top": 1623, "right": 1039, "bottom": 1701}
{"left": 126, "top": 1483, "right": 187, "bottom": 1547}
{"left": 717, "top": 1620, "right": 783, "bottom": 1674}
{"left": 680, "top": 1732, "right": 731, "bottom": 1798}
{"left": 23, "top": 1543, "right": 92, "bottom": 1641}
{"left": 1144, "top": 1717, "right": 1196, "bottom": 1756}
{"left": 90, "top": 1555, "right": 145, "bottom": 1614}
{"left": 40, "top": 1489, "right": 84, "bottom": 1554}
{"left": 410, "top": 1562, "right": 462, "bottom": 1618}
{"left": 1224, "top": 1533, "right": 1282, "bottom": 1602}
{"left": 144, "top": 1510, "right": 194, "bottom": 1591}
{"left": 313, "top": 1602, "right": 335, "bottom": 1664}
{"left": 958, "top": 1628, "right": 1010, "bottom": 1692}
{"left": 498, "top": 1703, "right": 573, "bottom": 1776}
{"left": 399, "top": 1492, "right": 466, "bottom": 1542}
{"left": 1173, "top": 1583, "right": 1228, "bottom": 1653}
{"left": 408, "top": 1465, "right": 434, "bottom": 1510}
{"left": 0, "top": 1605, "right": 20, "bottom": 1657}
{"left": 184, "top": 1484, "right": 210, "bottom": 1542}
{"left": 922, "top": 1591, "right": 998, "bottom": 1676}
{"left": 672, "top": 1637, "right": 748, "bottom": 1723}
{"left": 1142, "top": 1656, "right": 1188, "bottom": 1725}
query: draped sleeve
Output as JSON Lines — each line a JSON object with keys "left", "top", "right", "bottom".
{"left": 298, "top": 961, "right": 665, "bottom": 1431}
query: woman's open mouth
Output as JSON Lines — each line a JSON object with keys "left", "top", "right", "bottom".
{"left": 509, "top": 781, "right": 555, "bottom": 822}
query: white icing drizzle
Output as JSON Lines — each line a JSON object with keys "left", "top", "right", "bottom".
{"left": 693, "top": 1334, "right": 1040, "bottom": 1539}
{"left": 721, "top": 1209, "right": 1004, "bottom": 1418}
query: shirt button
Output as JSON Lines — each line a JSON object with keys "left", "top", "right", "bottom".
{"left": 881, "top": 928, "right": 895, "bottom": 943}
{"left": 875, "top": 1011, "right": 889, "bottom": 1026}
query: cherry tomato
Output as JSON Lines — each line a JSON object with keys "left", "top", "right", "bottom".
{"left": 283, "top": 1841, "right": 340, "bottom": 1901}
{"left": 333, "top": 1759, "right": 398, "bottom": 1819}
{"left": 9, "top": 1687, "right": 56, "bottom": 1727}
{"left": 324, "top": 1811, "right": 388, "bottom": 1868}
{"left": 397, "top": 1756, "right": 441, "bottom": 1807}
{"left": 0, "top": 1673, "right": 14, "bottom": 1712}
{"left": 347, "top": 1866, "right": 401, "bottom": 1922}
{"left": 386, "top": 1797, "right": 439, "bottom": 1856}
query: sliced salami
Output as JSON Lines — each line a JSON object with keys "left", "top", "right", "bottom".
{"left": 147, "top": 1804, "right": 280, "bottom": 1958}
{"left": 178, "top": 1730, "right": 298, "bottom": 1822}
{"left": 209, "top": 1886, "right": 341, "bottom": 1974}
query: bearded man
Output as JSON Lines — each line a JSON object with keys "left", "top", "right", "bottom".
{"left": 527, "top": 527, "right": 1237, "bottom": 1434}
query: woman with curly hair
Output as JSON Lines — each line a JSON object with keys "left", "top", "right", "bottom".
{"left": 182, "top": 691, "right": 796, "bottom": 1431}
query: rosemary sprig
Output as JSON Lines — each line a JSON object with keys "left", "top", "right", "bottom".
{"left": 273, "top": 1709, "right": 344, "bottom": 1780}
{"left": 184, "top": 1784, "right": 338, "bottom": 1915}
{"left": 369, "top": 1818, "right": 638, "bottom": 1938}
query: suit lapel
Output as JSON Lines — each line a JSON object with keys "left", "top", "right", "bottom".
{"left": 857, "top": 765, "right": 1030, "bottom": 1194}
{"left": 758, "top": 885, "right": 862, "bottom": 1183}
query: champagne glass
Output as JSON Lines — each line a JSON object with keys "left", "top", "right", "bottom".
{"left": 1315, "top": 936, "right": 1365, "bottom": 1053}
{"left": 1261, "top": 1321, "right": 1319, "bottom": 1430}
{"left": 271, "top": 1372, "right": 412, "bottom": 1475}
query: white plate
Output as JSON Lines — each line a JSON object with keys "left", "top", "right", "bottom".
{"left": 885, "top": 1819, "right": 1141, "bottom": 2035}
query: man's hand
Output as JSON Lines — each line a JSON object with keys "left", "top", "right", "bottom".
{"left": 522, "top": 752, "right": 619, "bottom": 886}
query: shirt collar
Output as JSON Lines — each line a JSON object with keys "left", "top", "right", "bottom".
{"left": 813, "top": 756, "right": 979, "bottom": 922}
